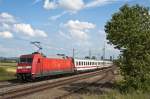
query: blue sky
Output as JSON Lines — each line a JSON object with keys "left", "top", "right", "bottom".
{"left": 0, "top": 0, "right": 150, "bottom": 58}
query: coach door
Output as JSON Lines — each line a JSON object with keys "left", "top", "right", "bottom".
{"left": 37, "top": 58, "right": 43, "bottom": 76}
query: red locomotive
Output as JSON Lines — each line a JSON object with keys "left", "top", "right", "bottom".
{"left": 16, "top": 52, "right": 112, "bottom": 81}
{"left": 17, "top": 52, "right": 74, "bottom": 80}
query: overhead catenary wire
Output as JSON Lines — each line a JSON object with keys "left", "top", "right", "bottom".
{"left": 11, "top": 37, "right": 110, "bottom": 59}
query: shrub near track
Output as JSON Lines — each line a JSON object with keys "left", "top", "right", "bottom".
{"left": 105, "top": 4, "right": 150, "bottom": 92}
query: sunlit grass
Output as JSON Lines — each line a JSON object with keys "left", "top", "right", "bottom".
{"left": 0, "top": 62, "right": 16, "bottom": 81}
{"left": 81, "top": 90, "right": 150, "bottom": 99}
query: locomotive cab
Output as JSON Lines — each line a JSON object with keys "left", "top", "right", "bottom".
{"left": 17, "top": 54, "right": 34, "bottom": 81}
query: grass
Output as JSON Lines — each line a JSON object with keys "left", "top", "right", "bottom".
{"left": 81, "top": 90, "right": 150, "bottom": 99}
{"left": 0, "top": 62, "right": 16, "bottom": 81}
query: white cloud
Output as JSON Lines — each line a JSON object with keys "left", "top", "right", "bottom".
{"left": 43, "top": 0, "right": 123, "bottom": 19}
{"left": 65, "top": 20, "right": 95, "bottom": 30}
{"left": 0, "top": 12, "right": 48, "bottom": 38}
{"left": 43, "top": 0, "right": 84, "bottom": 12}
{"left": 0, "top": 12, "right": 16, "bottom": 23}
{"left": 43, "top": 0, "right": 57, "bottom": 10}
{"left": 43, "top": 0, "right": 123, "bottom": 13}
{"left": 61, "top": 20, "right": 95, "bottom": 42}
{"left": 70, "top": 29, "right": 88, "bottom": 41}
{"left": 0, "top": 31, "right": 13, "bottom": 38}
{"left": 14, "top": 23, "right": 47, "bottom": 37}
{"left": 59, "top": 0, "right": 84, "bottom": 12}
{"left": 85, "top": 0, "right": 118, "bottom": 8}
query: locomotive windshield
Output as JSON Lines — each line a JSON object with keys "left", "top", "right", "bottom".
{"left": 19, "top": 58, "right": 33, "bottom": 63}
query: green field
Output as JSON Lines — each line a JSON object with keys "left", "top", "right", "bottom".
{"left": 0, "top": 62, "right": 17, "bottom": 81}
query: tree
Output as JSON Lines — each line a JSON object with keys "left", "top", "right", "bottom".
{"left": 105, "top": 4, "right": 150, "bottom": 92}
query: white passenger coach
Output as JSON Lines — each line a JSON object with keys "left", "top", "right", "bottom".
{"left": 74, "top": 59, "right": 113, "bottom": 71}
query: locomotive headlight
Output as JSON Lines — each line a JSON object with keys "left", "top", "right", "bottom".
{"left": 17, "top": 66, "right": 31, "bottom": 69}
{"left": 17, "top": 66, "right": 23, "bottom": 69}
{"left": 26, "top": 66, "right": 31, "bottom": 69}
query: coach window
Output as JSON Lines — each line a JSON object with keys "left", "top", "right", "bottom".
{"left": 76, "top": 62, "right": 78, "bottom": 65}
{"left": 79, "top": 62, "right": 81, "bottom": 65}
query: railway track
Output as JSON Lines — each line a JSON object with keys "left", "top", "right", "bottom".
{"left": 0, "top": 67, "right": 114, "bottom": 99}
{"left": 55, "top": 70, "right": 114, "bottom": 99}
{"left": 0, "top": 83, "right": 20, "bottom": 89}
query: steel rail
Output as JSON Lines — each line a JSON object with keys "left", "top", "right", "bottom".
{"left": 55, "top": 70, "right": 114, "bottom": 99}
{"left": 0, "top": 67, "right": 114, "bottom": 99}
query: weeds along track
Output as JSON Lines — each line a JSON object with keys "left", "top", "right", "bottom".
{"left": 0, "top": 67, "right": 114, "bottom": 99}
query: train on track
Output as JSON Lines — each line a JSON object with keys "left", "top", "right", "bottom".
{"left": 16, "top": 52, "right": 113, "bottom": 81}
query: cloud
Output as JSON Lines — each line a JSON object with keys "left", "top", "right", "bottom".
{"left": 0, "top": 12, "right": 16, "bottom": 23}
{"left": 59, "top": 31, "right": 71, "bottom": 39}
{"left": 43, "top": 0, "right": 84, "bottom": 12}
{"left": 61, "top": 20, "right": 95, "bottom": 42}
{"left": 0, "top": 31, "right": 13, "bottom": 38}
{"left": 0, "top": 12, "right": 47, "bottom": 38}
{"left": 85, "top": 0, "right": 118, "bottom": 8}
{"left": 43, "top": 0, "right": 124, "bottom": 19}
{"left": 43, "top": 0, "right": 57, "bottom": 10}
{"left": 58, "top": 0, "right": 84, "bottom": 12}
{"left": 14, "top": 23, "right": 47, "bottom": 37}
{"left": 43, "top": 0, "right": 123, "bottom": 12}
{"left": 65, "top": 20, "right": 95, "bottom": 30}
{"left": 69, "top": 29, "right": 89, "bottom": 41}
{"left": 49, "top": 11, "right": 67, "bottom": 20}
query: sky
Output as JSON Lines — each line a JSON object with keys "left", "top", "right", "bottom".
{"left": 0, "top": 0, "right": 150, "bottom": 58}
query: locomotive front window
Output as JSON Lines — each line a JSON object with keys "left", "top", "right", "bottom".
{"left": 20, "top": 58, "right": 26, "bottom": 63}
{"left": 27, "top": 58, "right": 33, "bottom": 63}
{"left": 20, "top": 58, "right": 33, "bottom": 63}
